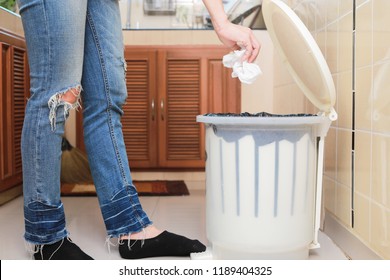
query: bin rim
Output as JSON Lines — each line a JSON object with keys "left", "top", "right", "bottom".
{"left": 196, "top": 114, "right": 331, "bottom": 126}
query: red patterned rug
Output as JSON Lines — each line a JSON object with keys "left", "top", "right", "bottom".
{"left": 61, "top": 180, "right": 189, "bottom": 196}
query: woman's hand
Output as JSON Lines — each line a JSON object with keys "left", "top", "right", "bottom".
{"left": 213, "top": 18, "right": 261, "bottom": 63}
{"left": 202, "top": 0, "right": 261, "bottom": 63}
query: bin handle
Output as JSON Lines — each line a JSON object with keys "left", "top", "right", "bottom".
{"left": 310, "top": 136, "right": 325, "bottom": 249}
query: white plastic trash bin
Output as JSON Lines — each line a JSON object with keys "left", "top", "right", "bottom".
{"left": 191, "top": 0, "right": 338, "bottom": 260}
{"left": 196, "top": 114, "right": 332, "bottom": 260}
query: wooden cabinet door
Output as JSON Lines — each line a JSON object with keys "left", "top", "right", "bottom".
{"left": 157, "top": 49, "right": 205, "bottom": 168}
{"left": 0, "top": 30, "right": 29, "bottom": 193}
{"left": 123, "top": 49, "right": 158, "bottom": 168}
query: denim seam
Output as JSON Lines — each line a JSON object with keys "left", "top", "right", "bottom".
{"left": 32, "top": 0, "right": 47, "bottom": 201}
{"left": 33, "top": 106, "right": 43, "bottom": 202}
{"left": 41, "top": 0, "right": 51, "bottom": 93}
{"left": 86, "top": 11, "right": 128, "bottom": 188}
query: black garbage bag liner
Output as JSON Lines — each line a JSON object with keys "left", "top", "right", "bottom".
{"left": 203, "top": 112, "right": 315, "bottom": 117}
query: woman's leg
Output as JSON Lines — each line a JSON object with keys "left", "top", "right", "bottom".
{"left": 81, "top": 0, "right": 152, "bottom": 237}
{"left": 82, "top": 0, "right": 205, "bottom": 258}
{"left": 18, "top": 0, "right": 92, "bottom": 259}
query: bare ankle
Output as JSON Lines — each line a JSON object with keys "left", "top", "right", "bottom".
{"left": 121, "top": 226, "right": 163, "bottom": 240}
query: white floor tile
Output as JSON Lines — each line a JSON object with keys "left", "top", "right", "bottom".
{"left": 0, "top": 191, "right": 347, "bottom": 260}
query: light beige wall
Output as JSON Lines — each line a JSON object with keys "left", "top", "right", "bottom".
{"left": 277, "top": 0, "right": 390, "bottom": 259}
{"left": 119, "top": 0, "right": 194, "bottom": 29}
{"left": 0, "top": 7, "right": 23, "bottom": 36}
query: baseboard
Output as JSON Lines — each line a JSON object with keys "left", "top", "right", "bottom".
{"left": 323, "top": 210, "right": 382, "bottom": 260}
{"left": 0, "top": 185, "right": 23, "bottom": 206}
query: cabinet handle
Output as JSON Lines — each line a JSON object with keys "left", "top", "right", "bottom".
{"left": 160, "top": 99, "right": 164, "bottom": 121}
{"left": 151, "top": 99, "right": 155, "bottom": 121}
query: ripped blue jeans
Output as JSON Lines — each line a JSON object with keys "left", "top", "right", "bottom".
{"left": 18, "top": 0, "right": 152, "bottom": 244}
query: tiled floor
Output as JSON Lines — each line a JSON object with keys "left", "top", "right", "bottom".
{"left": 0, "top": 189, "right": 348, "bottom": 260}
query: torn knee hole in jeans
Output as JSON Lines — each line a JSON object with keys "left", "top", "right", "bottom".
{"left": 121, "top": 57, "right": 127, "bottom": 83}
{"left": 122, "top": 58, "right": 127, "bottom": 73}
{"left": 48, "top": 85, "right": 82, "bottom": 131}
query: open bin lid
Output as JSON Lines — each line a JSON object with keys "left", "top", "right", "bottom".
{"left": 262, "top": 0, "right": 337, "bottom": 120}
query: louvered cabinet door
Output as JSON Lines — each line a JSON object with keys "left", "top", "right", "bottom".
{"left": 123, "top": 49, "right": 158, "bottom": 168}
{"left": 157, "top": 48, "right": 208, "bottom": 168}
{"left": 156, "top": 47, "right": 240, "bottom": 168}
{"left": 0, "top": 31, "right": 29, "bottom": 193}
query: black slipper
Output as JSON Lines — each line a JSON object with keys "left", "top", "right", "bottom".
{"left": 34, "top": 238, "right": 94, "bottom": 260}
{"left": 119, "top": 231, "right": 206, "bottom": 259}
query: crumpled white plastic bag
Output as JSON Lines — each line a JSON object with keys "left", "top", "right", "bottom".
{"left": 222, "top": 49, "right": 262, "bottom": 84}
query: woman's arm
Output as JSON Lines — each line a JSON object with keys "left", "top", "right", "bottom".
{"left": 202, "top": 0, "right": 261, "bottom": 62}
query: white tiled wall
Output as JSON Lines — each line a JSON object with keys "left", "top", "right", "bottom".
{"left": 275, "top": 0, "right": 390, "bottom": 259}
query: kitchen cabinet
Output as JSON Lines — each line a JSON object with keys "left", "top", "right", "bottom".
{"left": 0, "top": 29, "right": 29, "bottom": 194}
{"left": 76, "top": 45, "right": 240, "bottom": 169}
